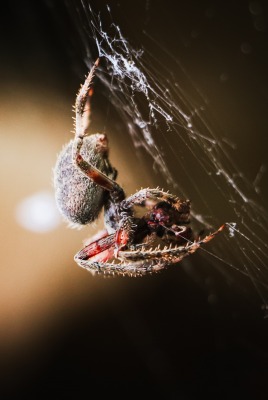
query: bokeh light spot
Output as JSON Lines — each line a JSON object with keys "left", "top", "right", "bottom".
{"left": 15, "top": 191, "right": 61, "bottom": 233}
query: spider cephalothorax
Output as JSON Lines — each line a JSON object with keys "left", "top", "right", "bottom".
{"left": 54, "top": 59, "right": 224, "bottom": 276}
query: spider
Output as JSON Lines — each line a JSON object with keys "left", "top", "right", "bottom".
{"left": 54, "top": 59, "right": 224, "bottom": 276}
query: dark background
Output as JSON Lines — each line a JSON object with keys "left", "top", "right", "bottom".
{"left": 1, "top": 1, "right": 268, "bottom": 399}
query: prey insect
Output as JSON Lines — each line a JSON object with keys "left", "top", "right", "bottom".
{"left": 54, "top": 59, "right": 224, "bottom": 276}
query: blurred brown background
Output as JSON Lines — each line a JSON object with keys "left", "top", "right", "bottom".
{"left": 1, "top": 1, "right": 268, "bottom": 399}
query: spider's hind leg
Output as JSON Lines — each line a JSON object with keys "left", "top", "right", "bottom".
{"left": 72, "top": 59, "right": 125, "bottom": 199}
{"left": 75, "top": 58, "right": 99, "bottom": 139}
{"left": 73, "top": 138, "right": 124, "bottom": 195}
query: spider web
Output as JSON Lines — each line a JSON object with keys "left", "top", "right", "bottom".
{"left": 59, "top": 0, "right": 268, "bottom": 309}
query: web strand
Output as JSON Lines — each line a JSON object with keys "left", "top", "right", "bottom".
{"left": 64, "top": 0, "right": 268, "bottom": 307}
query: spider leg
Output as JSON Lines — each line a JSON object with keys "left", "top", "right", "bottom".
{"left": 75, "top": 239, "right": 163, "bottom": 277}
{"left": 74, "top": 232, "right": 116, "bottom": 273}
{"left": 74, "top": 229, "right": 137, "bottom": 276}
{"left": 122, "top": 188, "right": 190, "bottom": 222}
{"left": 119, "top": 224, "right": 225, "bottom": 266}
{"left": 76, "top": 224, "right": 225, "bottom": 277}
{"left": 73, "top": 140, "right": 124, "bottom": 195}
{"left": 114, "top": 213, "right": 136, "bottom": 257}
{"left": 72, "top": 59, "right": 125, "bottom": 198}
{"left": 75, "top": 58, "right": 99, "bottom": 139}
{"left": 72, "top": 59, "right": 123, "bottom": 195}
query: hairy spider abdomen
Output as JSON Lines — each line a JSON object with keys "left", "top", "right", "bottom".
{"left": 54, "top": 134, "right": 116, "bottom": 226}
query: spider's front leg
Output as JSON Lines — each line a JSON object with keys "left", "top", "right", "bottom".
{"left": 74, "top": 232, "right": 116, "bottom": 273}
{"left": 113, "top": 212, "right": 138, "bottom": 257}
{"left": 74, "top": 229, "right": 140, "bottom": 276}
{"left": 119, "top": 224, "right": 225, "bottom": 268}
